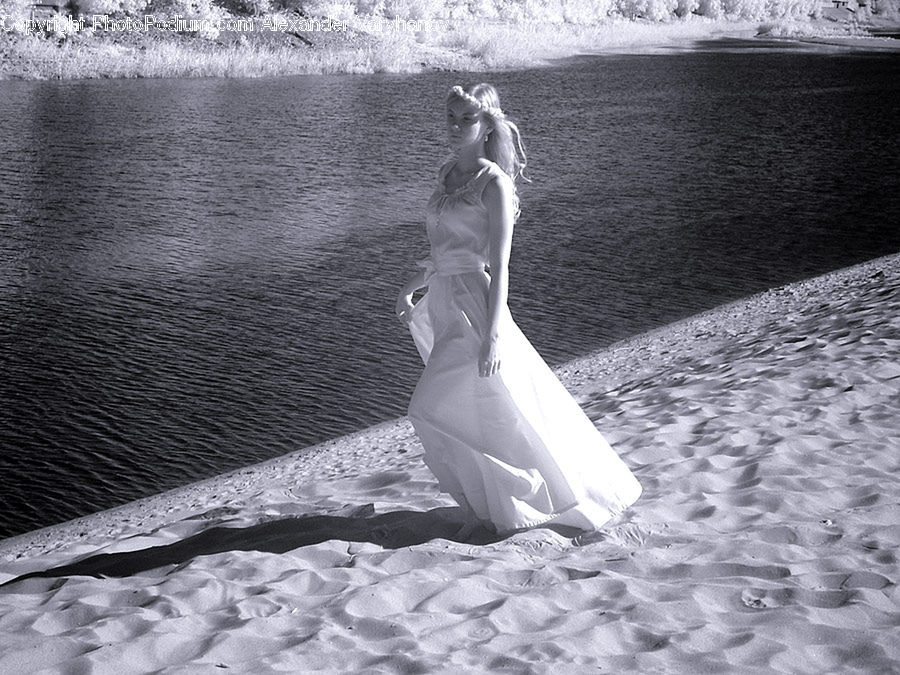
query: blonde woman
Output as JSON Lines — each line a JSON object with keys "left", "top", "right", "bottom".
{"left": 397, "top": 83, "right": 641, "bottom": 538}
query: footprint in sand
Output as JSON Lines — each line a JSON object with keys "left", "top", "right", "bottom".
{"left": 740, "top": 587, "right": 790, "bottom": 610}
{"left": 356, "top": 471, "right": 411, "bottom": 489}
{"left": 741, "top": 586, "right": 854, "bottom": 610}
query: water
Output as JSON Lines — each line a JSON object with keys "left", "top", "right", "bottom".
{"left": 2, "top": 49, "right": 898, "bottom": 539}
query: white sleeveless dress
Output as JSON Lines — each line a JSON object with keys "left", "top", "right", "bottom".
{"left": 406, "top": 160, "right": 641, "bottom": 533}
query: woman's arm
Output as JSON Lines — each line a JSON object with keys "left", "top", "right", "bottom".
{"left": 479, "top": 173, "right": 515, "bottom": 377}
{"left": 396, "top": 268, "right": 427, "bottom": 322}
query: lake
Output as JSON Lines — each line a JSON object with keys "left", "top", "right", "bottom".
{"left": 1, "top": 47, "right": 898, "bottom": 538}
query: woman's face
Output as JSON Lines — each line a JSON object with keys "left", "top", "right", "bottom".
{"left": 446, "top": 98, "right": 487, "bottom": 151}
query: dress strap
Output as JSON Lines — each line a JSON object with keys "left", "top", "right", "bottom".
{"left": 473, "top": 161, "right": 500, "bottom": 187}
{"left": 473, "top": 161, "right": 514, "bottom": 198}
{"left": 437, "top": 160, "right": 455, "bottom": 182}
{"left": 439, "top": 159, "right": 493, "bottom": 192}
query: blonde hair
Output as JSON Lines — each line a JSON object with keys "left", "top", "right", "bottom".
{"left": 447, "top": 83, "right": 529, "bottom": 187}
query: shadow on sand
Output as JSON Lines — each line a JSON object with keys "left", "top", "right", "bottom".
{"left": 0, "top": 506, "right": 511, "bottom": 588}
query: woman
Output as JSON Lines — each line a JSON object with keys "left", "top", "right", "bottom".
{"left": 397, "top": 83, "right": 641, "bottom": 538}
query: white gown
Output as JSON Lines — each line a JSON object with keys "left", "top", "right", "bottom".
{"left": 407, "top": 160, "right": 641, "bottom": 533}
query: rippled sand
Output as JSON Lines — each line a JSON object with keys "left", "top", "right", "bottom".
{"left": 1, "top": 254, "right": 898, "bottom": 673}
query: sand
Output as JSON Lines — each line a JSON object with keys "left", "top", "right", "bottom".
{"left": 1, "top": 253, "right": 898, "bottom": 674}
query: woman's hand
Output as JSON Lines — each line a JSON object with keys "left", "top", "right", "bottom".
{"left": 479, "top": 335, "right": 501, "bottom": 377}
{"left": 396, "top": 291, "right": 415, "bottom": 324}
{"left": 397, "top": 269, "right": 427, "bottom": 324}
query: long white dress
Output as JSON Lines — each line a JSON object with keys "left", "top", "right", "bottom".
{"left": 407, "top": 160, "right": 641, "bottom": 533}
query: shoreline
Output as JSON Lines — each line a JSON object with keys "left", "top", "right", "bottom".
{"left": 2, "top": 251, "right": 897, "bottom": 566}
{"left": 1, "top": 252, "right": 897, "bottom": 672}
{"left": 2, "top": 13, "right": 899, "bottom": 81}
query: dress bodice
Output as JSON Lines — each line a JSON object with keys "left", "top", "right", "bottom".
{"left": 422, "top": 160, "right": 510, "bottom": 276}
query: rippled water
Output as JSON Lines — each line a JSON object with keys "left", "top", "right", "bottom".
{"left": 1, "top": 50, "right": 898, "bottom": 538}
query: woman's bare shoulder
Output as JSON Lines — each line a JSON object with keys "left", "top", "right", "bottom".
{"left": 479, "top": 161, "right": 513, "bottom": 193}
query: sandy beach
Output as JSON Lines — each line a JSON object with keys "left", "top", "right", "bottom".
{"left": 1, "top": 253, "right": 898, "bottom": 673}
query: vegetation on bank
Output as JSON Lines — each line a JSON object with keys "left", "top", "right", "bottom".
{"left": 1, "top": 0, "right": 898, "bottom": 79}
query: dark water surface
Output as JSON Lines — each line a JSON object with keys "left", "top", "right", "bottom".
{"left": 1, "top": 49, "right": 898, "bottom": 538}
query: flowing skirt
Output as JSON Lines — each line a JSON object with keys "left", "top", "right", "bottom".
{"left": 407, "top": 270, "right": 641, "bottom": 533}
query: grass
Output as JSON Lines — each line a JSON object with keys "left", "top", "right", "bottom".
{"left": 0, "top": 11, "right": 894, "bottom": 80}
{"left": 1, "top": 32, "right": 446, "bottom": 79}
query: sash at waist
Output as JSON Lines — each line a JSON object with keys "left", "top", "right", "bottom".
{"left": 418, "top": 255, "right": 487, "bottom": 283}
